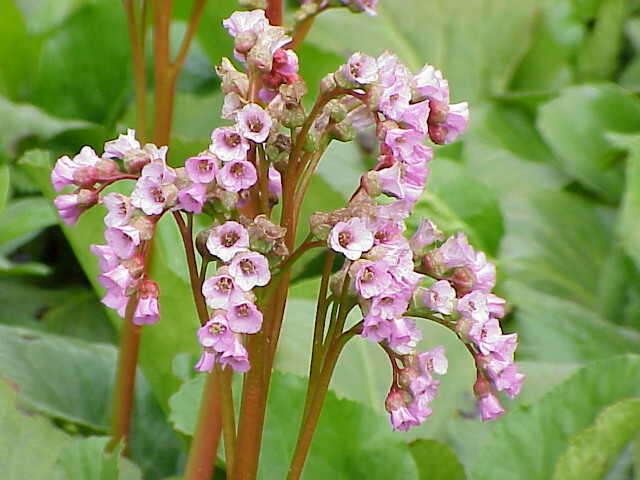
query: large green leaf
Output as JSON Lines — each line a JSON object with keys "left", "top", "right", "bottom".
{"left": 0, "top": 0, "right": 41, "bottom": 100}
{"left": 169, "top": 370, "right": 418, "bottom": 479}
{"left": 0, "top": 162, "right": 9, "bottom": 214}
{"left": 471, "top": 354, "right": 640, "bottom": 480}
{"left": 15, "top": 0, "right": 88, "bottom": 35}
{"left": 56, "top": 437, "right": 142, "bottom": 480}
{"left": 0, "top": 197, "right": 57, "bottom": 253}
{"left": 510, "top": 0, "right": 585, "bottom": 91}
{"left": 575, "top": 0, "right": 627, "bottom": 82}
{"left": 0, "top": 381, "right": 70, "bottom": 480}
{"left": 500, "top": 190, "right": 610, "bottom": 310}
{"left": 611, "top": 134, "right": 640, "bottom": 270}
{"left": 462, "top": 102, "right": 569, "bottom": 197}
{"left": 31, "top": 0, "right": 132, "bottom": 124}
{"left": 411, "top": 158, "right": 504, "bottom": 256}
{"left": 19, "top": 149, "right": 200, "bottom": 410}
{"left": 536, "top": 84, "right": 640, "bottom": 202}
{"left": 0, "top": 96, "right": 90, "bottom": 153}
{"left": 552, "top": 398, "right": 640, "bottom": 480}
{"left": 308, "top": 0, "right": 539, "bottom": 103}
{"left": 410, "top": 439, "right": 466, "bottom": 480}
{"left": 504, "top": 280, "right": 640, "bottom": 362}
{"left": 0, "top": 324, "right": 181, "bottom": 479}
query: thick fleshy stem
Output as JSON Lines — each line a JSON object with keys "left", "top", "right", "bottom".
{"left": 219, "top": 368, "right": 237, "bottom": 477}
{"left": 107, "top": 294, "right": 142, "bottom": 454}
{"left": 287, "top": 323, "right": 361, "bottom": 480}
{"left": 266, "top": 0, "right": 283, "bottom": 26}
{"left": 184, "top": 368, "right": 224, "bottom": 480}
{"left": 124, "top": 0, "right": 148, "bottom": 141}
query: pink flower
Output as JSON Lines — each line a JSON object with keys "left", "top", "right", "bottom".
{"left": 384, "top": 128, "right": 427, "bottom": 164}
{"left": 409, "top": 394, "right": 434, "bottom": 423}
{"left": 362, "top": 314, "right": 393, "bottom": 343}
{"left": 328, "top": 218, "right": 374, "bottom": 260}
{"left": 487, "top": 293, "right": 507, "bottom": 318}
{"left": 194, "top": 349, "right": 217, "bottom": 373}
{"left": 379, "top": 83, "right": 411, "bottom": 121}
{"left": 478, "top": 392, "right": 505, "bottom": 421}
{"left": 104, "top": 129, "right": 141, "bottom": 159}
{"left": 51, "top": 147, "right": 101, "bottom": 191}
{"left": 400, "top": 101, "right": 430, "bottom": 134}
{"left": 268, "top": 166, "right": 282, "bottom": 199}
{"left": 352, "top": 260, "right": 391, "bottom": 299}
{"left": 185, "top": 154, "right": 218, "bottom": 184}
{"left": 492, "top": 363, "right": 525, "bottom": 399}
{"left": 389, "top": 406, "right": 419, "bottom": 431}
{"left": 222, "top": 92, "right": 243, "bottom": 120}
{"left": 90, "top": 244, "right": 119, "bottom": 272}
{"left": 341, "top": 52, "right": 378, "bottom": 85}
{"left": 389, "top": 317, "right": 422, "bottom": 354}
{"left": 54, "top": 193, "right": 85, "bottom": 226}
{"left": 368, "top": 287, "right": 411, "bottom": 320}
{"left": 351, "top": 0, "right": 378, "bottom": 15}
{"left": 438, "top": 233, "right": 476, "bottom": 269}
{"left": 457, "top": 291, "right": 490, "bottom": 324}
{"left": 198, "top": 314, "right": 236, "bottom": 352}
{"left": 98, "top": 264, "right": 134, "bottom": 291}
{"left": 219, "top": 339, "right": 250, "bottom": 372}
{"left": 237, "top": 104, "right": 273, "bottom": 143}
{"left": 469, "top": 318, "right": 502, "bottom": 355}
{"left": 210, "top": 126, "right": 250, "bottom": 162}
{"left": 202, "top": 268, "right": 245, "bottom": 309}
{"left": 177, "top": 183, "right": 207, "bottom": 213}
{"left": 101, "top": 287, "right": 129, "bottom": 317}
{"left": 216, "top": 160, "right": 258, "bottom": 192}
{"left": 228, "top": 251, "right": 271, "bottom": 291}
{"left": 414, "top": 65, "right": 449, "bottom": 103}
{"left": 206, "top": 221, "right": 250, "bottom": 262}
{"left": 131, "top": 177, "right": 175, "bottom": 215}
{"left": 409, "top": 219, "right": 443, "bottom": 255}
{"left": 423, "top": 280, "right": 456, "bottom": 315}
{"left": 102, "top": 193, "right": 133, "bottom": 227}
{"left": 223, "top": 9, "right": 268, "bottom": 39}
{"left": 104, "top": 225, "right": 141, "bottom": 259}
{"left": 133, "top": 279, "right": 160, "bottom": 325}
{"left": 227, "top": 301, "right": 263, "bottom": 334}
{"left": 418, "top": 346, "right": 448, "bottom": 375}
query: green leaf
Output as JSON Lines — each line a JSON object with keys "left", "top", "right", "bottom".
{"left": 575, "top": 0, "right": 627, "bottom": 82}
{"left": 0, "top": 0, "right": 41, "bottom": 100}
{"left": 611, "top": 134, "right": 640, "bottom": 269}
{"left": 410, "top": 439, "right": 466, "bottom": 480}
{"left": 0, "top": 162, "right": 9, "bottom": 213}
{"left": 510, "top": 0, "right": 585, "bottom": 91}
{"left": 0, "top": 380, "right": 70, "bottom": 480}
{"left": 0, "top": 197, "right": 57, "bottom": 253}
{"left": 19, "top": 149, "right": 200, "bottom": 410}
{"left": 31, "top": 0, "right": 131, "bottom": 124}
{"left": 0, "top": 96, "right": 90, "bottom": 153}
{"left": 462, "top": 102, "right": 569, "bottom": 197}
{"left": 500, "top": 190, "right": 611, "bottom": 310}
{"left": 410, "top": 158, "right": 504, "bottom": 255}
{"left": 0, "top": 257, "right": 51, "bottom": 276}
{"left": 0, "top": 324, "right": 181, "bottom": 479}
{"left": 308, "top": 0, "right": 539, "bottom": 103}
{"left": 536, "top": 84, "right": 640, "bottom": 202}
{"left": 15, "top": 0, "right": 88, "bottom": 35}
{"left": 471, "top": 354, "right": 640, "bottom": 480}
{"left": 504, "top": 280, "right": 640, "bottom": 362}
{"left": 170, "top": 371, "right": 418, "bottom": 479}
{"left": 56, "top": 436, "right": 142, "bottom": 480}
{"left": 552, "top": 398, "right": 640, "bottom": 480}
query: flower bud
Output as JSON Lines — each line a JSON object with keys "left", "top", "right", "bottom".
{"left": 72, "top": 166, "right": 99, "bottom": 188}
{"left": 96, "top": 158, "right": 121, "bottom": 178}
{"left": 361, "top": 171, "right": 382, "bottom": 197}
{"left": 309, "top": 211, "right": 332, "bottom": 241}
{"left": 330, "top": 121, "right": 356, "bottom": 142}
{"left": 428, "top": 123, "right": 449, "bottom": 145}
{"left": 385, "top": 389, "right": 410, "bottom": 412}
{"left": 319, "top": 73, "right": 337, "bottom": 95}
{"left": 428, "top": 99, "right": 449, "bottom": 125}
{"left": 281, "top": 101, "right": 306, "bottom": 128}
{"left": 77, "top": 189, "right": 99, "bottom": 207}
{"left": 129, "top": 215, "right": 156, "bottom": 241}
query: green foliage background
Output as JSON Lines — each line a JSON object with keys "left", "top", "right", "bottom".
{"left": 2, "top": 0, "right": 640, "bottom": 478}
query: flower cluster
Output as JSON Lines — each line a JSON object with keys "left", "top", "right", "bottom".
{"left": 415, "top": 230, "right": 525, "bottom": 420}
{"left": 195, "top": 220, "right": 276, "bottom": 373}
{"left": 50, "top": 6, "right": 521, "bottom": 431}
{"left": 308, "top": 50, "right": 517, "bottom": 430}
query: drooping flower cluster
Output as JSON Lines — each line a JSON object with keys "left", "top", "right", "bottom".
{"left": 195, "top": 220, "right": 277, "bottom": 373}
{"left": 308, "top": 49, "right": 517, "bottom": 430}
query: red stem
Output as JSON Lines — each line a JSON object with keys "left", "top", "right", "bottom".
{"left": 266, "top": 0, "right": 283, "bottom": 26}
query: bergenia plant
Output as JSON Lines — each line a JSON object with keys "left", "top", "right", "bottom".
{"left": 50, "top": 0, "right": 523, "bottom": 478}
